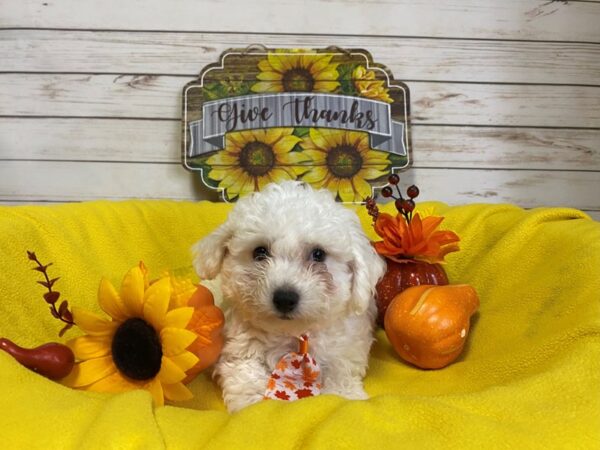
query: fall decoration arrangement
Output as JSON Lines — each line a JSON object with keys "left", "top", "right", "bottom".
{"left": 0, "top": 253, "right": 224, "bottom": 407}
{"left": 367, "top": 174, "right": 461, "bottom": 326}
{"left": 367, "top": 177, "right": 479, "bottom": 369}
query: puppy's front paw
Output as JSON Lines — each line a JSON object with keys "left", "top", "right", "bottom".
{"left": 322, "top": 381, "right": 369, "bottom": 401}
{"left": 224, "top": 391, "right": 265, "bottom": 413}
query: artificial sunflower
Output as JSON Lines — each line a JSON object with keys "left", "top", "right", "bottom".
{"left": 251, "top": 51, "right": 340, "bottom": 93}
{"left": 352, "top": 65, "right": 392, "bottom": 103}
{"left": 300, "top": 128, "right": 390, "bottom": 202}
{"left": 62, "top": 263, "right": 201, "bottom": 407}
{"left": 206, "top": 128, "right": 310, "bottom": 200}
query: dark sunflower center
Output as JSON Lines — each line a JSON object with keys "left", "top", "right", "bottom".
{"left": 326, "top": 144, "right": 363, "bottom": 179}
{"left": 239, "top": 141, "right": 275, "bottom": 177}
{"left": 111, "top": 318, "right": 162, "bottom": 381}
{"left": 282, "top": 68, "right": 315, "bottom": 92}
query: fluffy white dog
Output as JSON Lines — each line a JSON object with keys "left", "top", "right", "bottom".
{"left": 192, "top": 181, "right": 385, "bottom": 412}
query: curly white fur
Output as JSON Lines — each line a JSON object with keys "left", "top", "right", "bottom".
{"left": 192, "top": 181, "right": 385, "bottom": 413}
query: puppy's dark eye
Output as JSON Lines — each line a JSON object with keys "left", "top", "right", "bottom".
{"left": 253, "top": 246, "right": 270, "bottom": 261}
{"left": 310, "top": 248, "right": 326, "bottom": 262}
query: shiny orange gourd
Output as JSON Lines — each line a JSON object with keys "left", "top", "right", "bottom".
{"left": 182, "top": 284, "right": 225, "bottom": 383}
{"left": 384, "top": 284, "right": 479, "bottom": 369}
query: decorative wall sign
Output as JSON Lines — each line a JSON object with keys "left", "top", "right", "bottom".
{"left": 182, "top": 47, "right": 411, "bottom": 202}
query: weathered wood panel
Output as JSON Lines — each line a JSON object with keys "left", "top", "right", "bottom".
{"left": 2, "top": 0, "right": 599, "bottom": 42}
{"left": 1, "top": 74, "right": 599, "bottom": 128}
{"left": 2, "top": 29, "right": 600, "bottom": 85}
{"left": 1, "top": 118, "right": 599, "bottom": 172}
{"left": 1, "top": 161, "right": 598, "bottom": 211}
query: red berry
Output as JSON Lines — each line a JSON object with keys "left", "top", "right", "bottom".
{"left": 388, "top": 174, "right": 400, "bottom": 185}
{"left": 381, "top": 186, "right": 393, "bottom": 198}
{"left": 403, "top": 199, "right": 415, "bottom": 212}
{"left": 394, "top": 199, "right": 403, "bottom": 212}
{"left": 407, "top": 185, "right": 420, "bottom": 199}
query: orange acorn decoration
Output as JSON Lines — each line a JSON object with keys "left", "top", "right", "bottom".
{"left": 384, "top": 284, "right": 479, "bottom": 369}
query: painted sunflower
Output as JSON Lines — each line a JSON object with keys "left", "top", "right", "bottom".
{"left": 251, "top": 51, "right": 340, "bottom": 93}
{"left": 300, "top": 128, "right": 390, "bottom": 202}
{"left": 62, "top": 263, "right": 199, "bottom": 407}
{"left": 206, "top": 128, "right": 310, "bottom": 200}
{"left": 353, "top": 65, "right": 392, "bottom": 103}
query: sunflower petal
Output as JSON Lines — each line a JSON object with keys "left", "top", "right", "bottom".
{"left": 313, "top": 68, "right": 339, "bottom": 80}
{"left": 142, "top": 277, "right": 171, "bottom": 330}
{"left": 225, "top": 173, "right": 252, "bottom": 199}
{"left": 257, "top": 71, "right": 284, "bottom": 81}
{"left": 207, "top": 168, "right": 229, "bottom": 181}
{"left": 338, "top": 178, "right": 354, "bottom": 203}
{"left": 160, "top": 327, "right": 198, "bottom": 356}
{"left": 164, "top": 307, "right": 194, "bottom": 329}
{"left": 67, "top": 334, "right": 112, "bottom": 360}
{"left": 251, "top": 82, "right": 283, "bottom": 93}
{"left": 313, "top": 81, "right": 340, "bottom": 92}
{"left": 169, "top": 351, "right": 199, "bottom": 373}
{"left": 98, "top": 278, "right": 128, "bottom": 322}
{"left": 87, "top": 370, "right": 142, "bottom": 393}
{"left": 267, "top": 53, "right": 287, "bottom": 72}
{"left": 120, "top": 266, "right": 145, "bottom": 317}
{"left": 310, "top": 55, "right": 336, "bottom": 73}
{"left": 162, "top": 382, "right": 194, "bottom": 402}
{"left": 158, "top": 356, "right": 187, "bottom": 384}
{"left": 277, "top": 151, "right": 312, "bottom": 165}
{"left": 273, "top": 135, "right": 302, "bottom": 154}
{"left": 263, "top": 128, "right": 284, "bottom": 145}
{"left": 308, "top": 128, "right": 330, "bottom": 151}
{"left": 352, "top": 176, "right": 373, "bottom": 201}
{"left": 72, "top": 307, "right": 117, "bottom": 336}
{"left": 146, "top": 378, "right": 164, "bottom": 407}
{"left": 269, "top": 167, "right": 296, "bottom": 184}
{"left": 62, "top": 356, "right": 116, "bottom": 388}
{"left": 358, "top": 167, "right": 388, "bottom": 180}
{"left": 299, "top": 150, "right": 326, "bottom": 164}
{"left": 258, "top": 58, "right": 277, "bottom": 73}
{"left": 207, "top": 151, "right": 238, "bottom": 167}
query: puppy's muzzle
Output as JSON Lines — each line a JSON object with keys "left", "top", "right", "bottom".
{"left": 273, "top": 288, "right": 299, "bottom": 315}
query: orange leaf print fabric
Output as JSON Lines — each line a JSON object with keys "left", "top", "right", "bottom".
{"left": 264, "top": 335, "right": 322, "bottom": 402}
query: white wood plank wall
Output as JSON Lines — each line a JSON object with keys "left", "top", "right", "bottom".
{"left": 0, "top": 0, "right": 599, "bottom": 220}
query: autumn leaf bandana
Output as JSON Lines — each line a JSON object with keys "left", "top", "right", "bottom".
{"left": 264, "top": 334, "right": 322, "bottom": 401}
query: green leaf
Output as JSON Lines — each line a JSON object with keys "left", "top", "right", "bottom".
{"left": 337, "top": 63, "right": 358, "bottom": 96}
{"left": 293, "top": 127, "right": 310, "bottom": 138}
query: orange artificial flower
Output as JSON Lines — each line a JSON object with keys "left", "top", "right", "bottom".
{"left": 373, "top": 212, "right": 460, "bottom": 263}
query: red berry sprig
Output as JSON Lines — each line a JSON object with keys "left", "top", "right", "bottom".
{"left": 27, "top": 251, "right": 75, "bottom": 337}
{"left": 380, "top": 174, "right": 420, "bottom": 223}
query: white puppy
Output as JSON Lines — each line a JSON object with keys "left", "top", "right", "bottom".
{"left": 192, "top": 181, "right": 385, "bottom": 412}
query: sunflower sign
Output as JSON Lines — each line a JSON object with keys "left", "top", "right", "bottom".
{"left": 182, "top": 47, "right": 411, "bottom": 202}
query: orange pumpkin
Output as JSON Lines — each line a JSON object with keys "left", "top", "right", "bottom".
{"left": 384, "top": 284, "right": 479, "bottom": 369}
{"left": 182, "top": 284, "right": 225, "bottom": 383}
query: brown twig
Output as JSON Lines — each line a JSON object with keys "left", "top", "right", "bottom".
{"left": 27, "top": 251, "right": 74, "bottom": 337}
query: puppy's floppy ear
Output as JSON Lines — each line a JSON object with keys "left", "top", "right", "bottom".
{"left": 192, "top": 221, "right": 233, "bottom": 280}
{"left": 349, "top": 230, "right": 386, "bottom": 315}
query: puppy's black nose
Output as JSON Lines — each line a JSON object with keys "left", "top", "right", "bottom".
{"left": 273, "top": 288, "right": 299, "bottom": 314}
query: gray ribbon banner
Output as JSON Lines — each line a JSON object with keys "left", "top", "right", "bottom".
{"left": 188, "top": 92, "right": 406, "bottom": 158}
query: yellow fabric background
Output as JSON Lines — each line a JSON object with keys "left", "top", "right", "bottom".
{"left": 1, "top": 200, "right": 599, "bottom": 449}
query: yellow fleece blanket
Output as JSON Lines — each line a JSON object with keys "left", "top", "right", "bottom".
{"left": 1, "top": 200, "right": 599, "bottom": 449}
